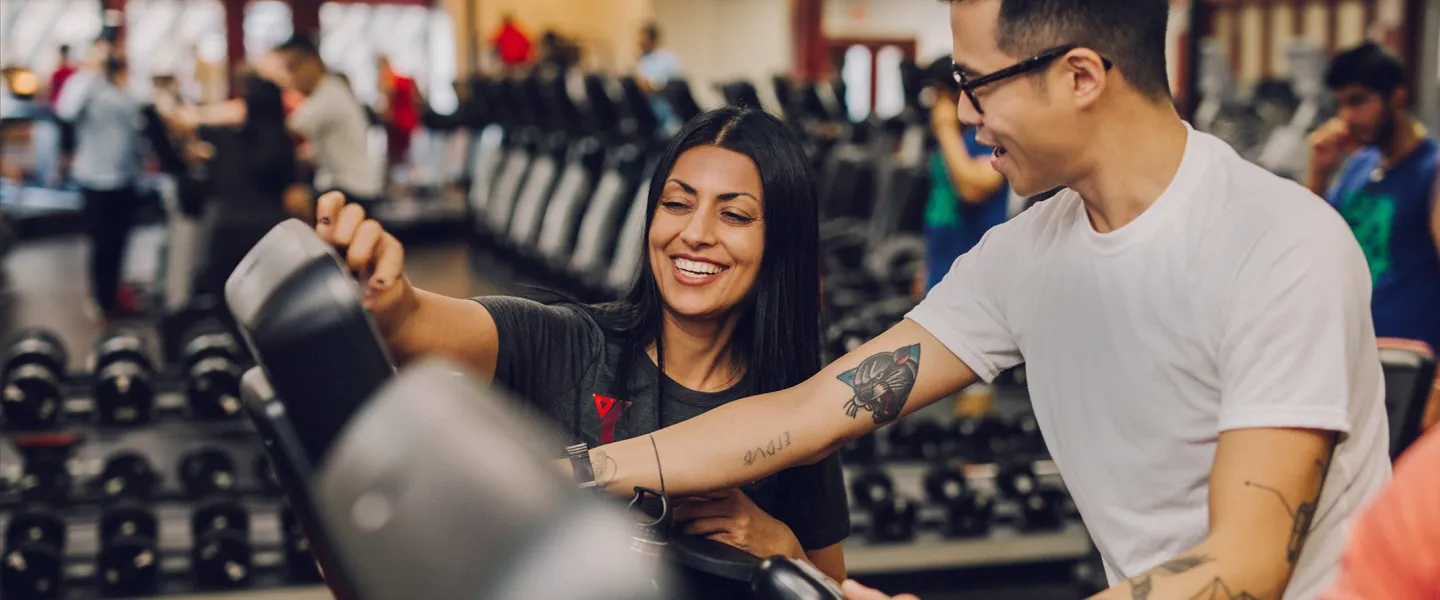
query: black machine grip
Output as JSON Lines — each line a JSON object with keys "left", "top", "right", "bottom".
{"left": 752, "top": 556, "right": 845, "bottom": 600}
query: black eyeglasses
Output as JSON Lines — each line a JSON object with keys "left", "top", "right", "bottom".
{"left": 952, "top": 44, "right": 1114, "bottom": 114}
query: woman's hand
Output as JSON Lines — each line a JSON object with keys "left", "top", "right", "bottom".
{"left": 671, "top": 488, "right": 805, "bottom": 560}
{"left": 840, "top": 580, "right": 920, "bottom": 600}
{"left": 313, "top": 192, "right": 418, "bottom": 338}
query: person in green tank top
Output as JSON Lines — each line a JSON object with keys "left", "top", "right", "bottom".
{"left": 920, "top": 56, "right": 1010, "bottom": 292}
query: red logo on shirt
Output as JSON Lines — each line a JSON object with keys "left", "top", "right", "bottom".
{"left": 594, "top": 394, "right": 616, "bottom": 419}
{"left": 595, "top": 394, "right": 631, "bottom": 444}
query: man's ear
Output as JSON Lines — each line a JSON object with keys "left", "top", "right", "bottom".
{"left": 1389, "top": 87, "right": 1409, "bottom": 110}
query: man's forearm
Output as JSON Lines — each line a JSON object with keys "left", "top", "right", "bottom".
{"left": 1305, "top": 167, "right": 1332, "bottom": 198}
{"left": 1088, "top": 538, "right": 1290, "bottom": 600}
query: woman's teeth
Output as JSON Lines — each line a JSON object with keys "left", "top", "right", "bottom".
{"left": 675, "top": 257, "right": 723, "bottom": 276}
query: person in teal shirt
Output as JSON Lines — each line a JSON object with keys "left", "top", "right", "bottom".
{"left": 1308, "top": 43, "right": 1440, "bottom": 355}
{"left": 921, "top": 57, "right": 1010, "bottom": 291}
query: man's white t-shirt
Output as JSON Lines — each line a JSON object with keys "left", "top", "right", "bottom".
{"left": 288, "top": 75, "right": 384, "bottom": 199}
{"left": 908, "top": 125, "right": 1391, "bottom": 598}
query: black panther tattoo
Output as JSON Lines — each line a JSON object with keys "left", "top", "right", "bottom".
{"left": 838, "top": 345, "right": 921, "bottom": 425}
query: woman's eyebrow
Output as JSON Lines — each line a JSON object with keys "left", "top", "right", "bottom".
{"left": 666, "top": 178, "right": 697, "bottom": 194}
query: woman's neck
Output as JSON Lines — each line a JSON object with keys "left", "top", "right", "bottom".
{"left": 648, "top": 310, "right": 745, "bottom": 393}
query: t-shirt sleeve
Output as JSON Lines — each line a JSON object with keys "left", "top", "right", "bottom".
{"left": 286, "top": 86, "right": 331, "bottom": 139}
{"left": 1216, "top": 210, "right": 1370, "bottom": 433}
{"left": 472, "top": 296, "right": 603, "bottom": 411}
{"left": 772, "top": 454, "right": 851, "bottom": 550}
{"left": 1321, "top": 429, "right": 1440, "bottom": 600}
{"left": 904, "top": 217, "right": 1026, "bottom": 383}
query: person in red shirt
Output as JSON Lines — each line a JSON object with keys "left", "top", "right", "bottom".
{"left": 50, "top": 43, "right": 79, "bottom": 179}
{"left": 377, "top": 55, "right": 420, "bottom": 171}
{"left": 1322, "top": 424, "right": 1440, "bottom": 599}
{"left": 491, "top": 14, "right": 532, "bottom": 69}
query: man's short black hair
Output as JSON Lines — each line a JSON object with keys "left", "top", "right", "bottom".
{"left": 1324, "top": 43, "right": 1406, "bottom": 96}
{"left": 944, "top": 0, "right": 1172, "bottom": 99}
{"left": 644, "top": 23, "right": 661, "bottom": 43}
{"left": 59, "top": 44, "right": 71, "bottom": 57}
{"left": 277, "top": 35, "right": 320, "bottom": 59}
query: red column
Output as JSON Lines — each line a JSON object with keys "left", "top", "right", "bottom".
{"left": 225, "top": 0, "right": 245, "bottom": 74}
{"left": 103, "top": 0, "right": 126, "bottom": 46}
{"left": 293, "top": 0, "right": 321, "bottom": 41}
{"left": 792, "top": 0, "right": 826, "bottom": 80}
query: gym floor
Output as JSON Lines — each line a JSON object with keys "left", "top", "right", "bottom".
{"left": 0, "top": 231, "right": 1087, "bottom": 600}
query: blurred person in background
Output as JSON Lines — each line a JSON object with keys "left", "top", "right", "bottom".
{"left": 188, "top": 72, "right": 297, "bottom": 297}
{"left": 47, "top": 44, "right": 77, "bottom": 111}
{"left": 50, "top": 44, "right": 78, "bottom": 184}
{"left": 54, "top": 49, "right": 143, "bottom": 323}
{"left": 636, "top": 23, "right": 683, "bottom": 134}
{"left": 917, "top": 56, "right": 1008, "bottom": 295}
{"left": 491, "top": 14, "right": 533, "bottom": 70}
{"left": 275, "top": 36, "right": 384, "bottom": 210}
{"left": 1308, "top": 43, "right": 1440, "bottom": 358}
{"left": 376, "top": 54, "right": 421, "bottom": 175}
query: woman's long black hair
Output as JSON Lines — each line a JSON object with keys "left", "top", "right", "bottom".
{"left": 594, "top": 106, "right": 822, "bottom": 400}
{"left": 237, "top": 73, "right": 297, "bottom": 198}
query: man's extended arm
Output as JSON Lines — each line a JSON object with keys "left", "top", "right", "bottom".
{"left": 1088, "top": 427, "right": 1338, "bottom": 600}
{"left": 583, "top": 319, "right": 979, "bottom": 496}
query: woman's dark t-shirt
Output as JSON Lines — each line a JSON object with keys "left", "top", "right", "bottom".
{"left": 474, "top": 296, "right": 851, "bottom": 551}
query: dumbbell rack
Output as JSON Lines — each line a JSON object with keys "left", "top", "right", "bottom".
{"left": 2, "top": 368, "right": 324, "bottom": 598}
{"left": 842, "top": 460, "right": 1092, "bottom": 577}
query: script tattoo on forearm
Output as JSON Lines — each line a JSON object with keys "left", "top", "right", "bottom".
{"left": 1243, "top": 455, "right": 1333, "bottom": 566}
{"left": 837, "top": 345, "right": 920, "bottom": 425}
{"left": 743, "top": 431, "right": 792, "bottom": 466}
{"left": 1126, "top": 554, "right": 1214, "bottom": 600}
{"left": 592, "top": 450, "right": 618, "bottom": 489}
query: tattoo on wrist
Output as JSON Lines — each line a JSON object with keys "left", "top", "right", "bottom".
{"left": 743, "top": 431, "right": 792, "bottom": 466}
{"left": 1244, "top": 457, "right": 1332, "bottom": 566}
{"left": 592, "top": 450, "right": 617, "bottom": 489}
{"left": 837, "top": 345, "right": 920, "bottom": 424}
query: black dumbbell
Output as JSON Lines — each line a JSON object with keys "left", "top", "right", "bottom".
{"left": 18, "top": 455, "right": 72, "bottom": 504}
{"left": 191, "top": 501, "right": 250, "bottom": 538}
{"left": 887, "top": 418, "right": 945, "bottom": 460}
{"left": 923, "top": 465, "right": 993, "bottom": 538}
{"left": 190, "top": 501, "right": 252, "bottom": 589}
{"left": 179, "top": 448, "right": 238, "bottom": 498}
{"left": 253, "top": 455, "right": 281, "bottom": 493}
{"left": 98, "top": 506, "right": 161, "bottom": 597}
{"left": 182, "top": 323, "right": 245, "bottom": 420}
{"left": 96, "top": 452, "right": 158, "bottom": 502}
{"left": 5, "top": 510, "right": 66, "bottom": 551}
{"left": 995, "top": 461, "right": 1039, "bottom": 500}
{"left": 2, "top": 329, "right": 68, "bottom": 431}
{"left": 953, "top": 416, "right": 1012, "bottom": 463}
{"left": 868, "top": 496, "right": 919, "bottom": 543}
{"left": 1019, "top": 487, "right": 1068, "bottom": 532}
{"left": 848, "top": 468, "right": 894, "bottom": 511}
{"left": 1011, "top": 411, "right": 1046, "bottom": 457}
{"left": 280, "top": 508, "right": 322, "bottom": 583}
{"left": 2, "top": 510, "right": 66, "bottom": 600}
{"left": 840, "top": 434, "right": 878, "bottom": 464}
{"left": 92, "top": 331, "right": 156, "bottom": 426}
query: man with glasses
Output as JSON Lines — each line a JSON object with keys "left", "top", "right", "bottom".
{"left": 561, "top": 2, "right": 1390, "bottom": 598}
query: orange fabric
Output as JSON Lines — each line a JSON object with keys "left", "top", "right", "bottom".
{"left": 1322, "top": 428, "right": 1440, "bottom": 599}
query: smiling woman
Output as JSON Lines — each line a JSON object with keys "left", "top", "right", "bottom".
{"left": 309, "top": 106, "right": 850, "bottom": 582}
